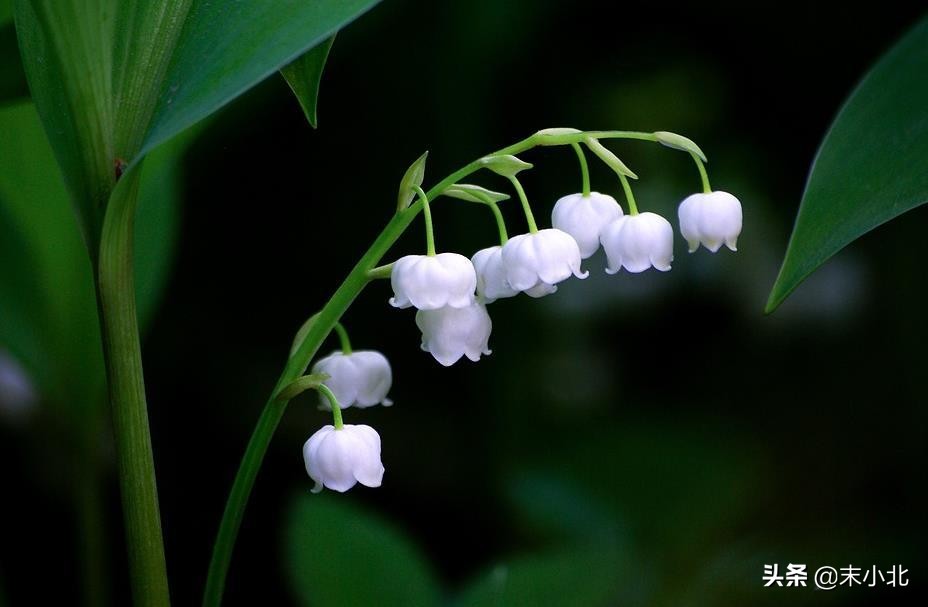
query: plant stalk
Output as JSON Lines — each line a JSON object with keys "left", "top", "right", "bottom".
{"left": 96, "top": 172, "right": 171, "bottom": 607}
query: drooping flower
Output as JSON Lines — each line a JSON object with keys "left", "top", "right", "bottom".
{"left": 310, "top": 350, "right": 393, "bottom": 409}
{"left": 471, "top": 246, "right": 518, "bottom": 303}
{"left": 389, "top": 253, "right": 477, "bottom": 310}
{"left": 600, "top": 212, "right": 674, "bottom": 273}
{"left": 416, "top": 302, "right": 492, "bottom": 366}
{"left": 551, "top": 192, "right": 624, "bottom": 258}
{"left": 500, "top": 228, "right": 588, "bottom": 297}
{"left": 677, "top": 191, "right": 743, "bottom": 253}
{"left": 303, "top": 424, "right": 385, "bottom": 493}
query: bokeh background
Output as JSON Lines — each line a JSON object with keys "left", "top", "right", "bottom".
{"left": 1, "top": 1, "right": 926, "bottom": 605}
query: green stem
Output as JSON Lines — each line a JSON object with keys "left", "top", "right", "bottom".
{"left": 415, "top": 185, "right": 436, "bottom": 255}
{"left": 508, "top": 175, "right": 538, "bottom": 233}
{"left": 316, "top": 384, "right": 343, "bottom": 429}
{"left": 486, "top": 201, "right": 509, "bottom": 245}
{"left": 333, "top": 322, "right": 352, "bottom": 354}
{"left": 96, "top": 172, "right": 170, "bottom": 607}
{"left": 571, "top": 142, "right": 591, "bottom": 196}
{"left": 202, "top": 127, "right": 694, "bottom": 607}
{"left": 618, "top": 173, "right": 639, "bottom": 215}
{"left": 693, "top": 153, "right": 712, "bottom": 193}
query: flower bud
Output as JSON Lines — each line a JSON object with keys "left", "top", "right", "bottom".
{"left": 310, "top": 350, "right": 393, "bottom": 409}
{"left": 416, "top": 302, "right": 492, "bottom": 366}
{"left": 389, "top": 253, "right": 477, "bottom": 310}
{"left": 303, "top": 424, "right": 385, "bottom": 493}
{"left": 677, "top": 191, "right": 742, "bottom": 253}
{"left": 551, "top": 192, "right": 624, "bottom": 258}
{"left": 471, "top": 246, "right": 518, "bottom": 303}
{"left": 500, "top": 228, "right": 588, "bottom": 297}
{"left": 600, "top": 212, "right": 674, "bottom": 273}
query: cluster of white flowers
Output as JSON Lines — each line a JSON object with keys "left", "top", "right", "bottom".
{"left": 301, "top": 136, "right": 742, "bottom": 494}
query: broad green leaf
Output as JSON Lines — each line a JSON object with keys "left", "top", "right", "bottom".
{"left": 397, "top": 151, "right": 429, "bottom": 211}
{"left": 767, "top": 18, "right": 928, "bottom": 312}
{"left": 0, "top": 101, "right": 187, "bottom": 409}
{"left": 136, "top": 0, "right": 381, "bottom": 164}
{"left": 281, "top": 36, "right": 336, "bottom": 128}
{"left": 442, "top": 183, "right": 510, "bottom": 204}
{"left": 285, "top": 494, "right": 442, "bottom": 607}
{"left": 456, "top": 546, "right": 626, "bottom": 607}
{"left": 0, "top": 23, "right": 28, "bottom": 103}
{"left": 13, "top": 0, "right": 117, "bottom": 243}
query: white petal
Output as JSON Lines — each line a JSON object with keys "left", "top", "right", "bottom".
{"left": 389, "top": 254, "right": 477, "bottom": 310}
{"left": 551, "top": 192, "right": 623, "bottom": 258}
{"left": 416, "top": 303, "right": 492, "bottom": 366}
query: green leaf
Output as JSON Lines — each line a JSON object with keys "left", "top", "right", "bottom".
{"left": 456, "top": 546, "right": 626, "bottom": 607}
{"left": 584, "top": 137, "right": 638, "bottom": 179}
{"left": 653, "top": 130, "right": 707, "bottom": 162}
{"left": 766, "top": 18, "right": 928, "bottom": 312}
{"left": 0, "top": 23, "right": 28, "bottom": 104}
{"left": 442, "top": 183, "right": 510, "bottom": 204}
{"left": 285, "top": 494, "right": 442, "bottom": 607}
{"left": 281, "top": 36, "right": 336, "bottom": 128}
{"left": 0, "top": 101, "right": 188, "bottom": 410}
{"left": 136, "top": 0, "right": 381, "bottom": 164}
{"left": 397, "top": 151, "right": 428, "bottom": 211}
{"left": 13, "top": 0, "right": 118, "bottom": 243}
{"left": 479, "top": 154, "right": 533, "bottom": 177}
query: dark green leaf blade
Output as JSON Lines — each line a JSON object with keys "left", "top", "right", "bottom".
{"left": 12, "top": 0, "right": 117, "bottom": 243}
{"left": 281, "top": 36, "right": 336, "bottom": 128}
{"left": 138, "top": 0, "right": 381, "bottom": 164}
{"left": 0, "top": 22, "right": 28, "bottom": 104}
{"left": 456, "top": 547, "right": 626, "bottom": 607}
{"left": 766, "top": 18, "right": 928, "bottom": 312}
{"left": 285, "top": 494, "right": 442, "bottom": 607}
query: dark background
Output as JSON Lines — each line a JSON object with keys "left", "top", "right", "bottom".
{"left": 2, "top": 1, "right": 926, "bottom": 605}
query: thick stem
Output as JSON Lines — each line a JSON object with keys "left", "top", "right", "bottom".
{"left": 96, "top": 172, "right": 171, "bottom": 607}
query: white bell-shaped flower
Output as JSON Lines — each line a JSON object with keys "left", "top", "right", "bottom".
{"left": 389, "top": 253, "right": 477, "bottom": 310}
{"left": 600, "top": 212, "right": 674, "bottom": 273}
{"left": 471, "top": 246, "right": 518, "bottom": 303}
{"left": 500, "top": 228, "right": 588, "bottom": 297}
{"left": 551, "top": 192, "right": 624, "bottom": 258}
{"left": 303, "top": 424, "right": 385, "bottom": 493}
{"left": 416, "top": 302, "right": 492, "bottom": 366}
{"left": 677, "top": 191, "right": 743, "bottom": 253}
{"left": 310, "top": 350, "right": 393, "bottom": 409}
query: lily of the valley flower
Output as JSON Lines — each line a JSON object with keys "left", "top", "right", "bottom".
{"left": 303, "top": 424, "right": 385, "bottom": 493}
{"left": 390, "top": 253, "right": 477, "bottom": 310}
{"left": 416, "top": 302, "right": 492, "bottom": 366}
{"left": 501, "top": 228, "right": 588, "bottom": 297}
{"left": 677, "top": 191, "right": 743, "bottom": 253}
{"left": 310, "top": 350, "right": 393, "bottom": 409}
{"left": 471, "top": 246, "right": 519, "bottom": 303}
{"left": 551, "top": 192, "right": 623, "bottom": 258}
{"left": 600, "top": 212, "right": 674, "bottom": 273}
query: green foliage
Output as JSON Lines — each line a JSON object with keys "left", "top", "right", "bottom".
{"left": 14, "top": 0, "right": 382, "bottom": 245}
{"left": 767, "top": 18, "right": 928, "bottom": 311}
{"left": 455, "top": 547, "right": 627, "bottom": 607}
{"left": 282, "top": 36, "right": 337, "bottom": 128}
{"left": 442, "top": 183, "right": 510, "bottom": 203}
{"left": 285, "top": 494, "right": 442, "bottom": 607}
{"left": 0, "top": 101, "right": 188, "bottom": 413}
{"left": 0, "top": 23, "right": 27, "bottom": 104}
{"left": 397, "top": 151, "right": 429, "bottom": 211}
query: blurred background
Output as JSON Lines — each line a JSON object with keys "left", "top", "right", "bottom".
{"left": 1, "top": 1, "right": 926, "bottom": 605}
